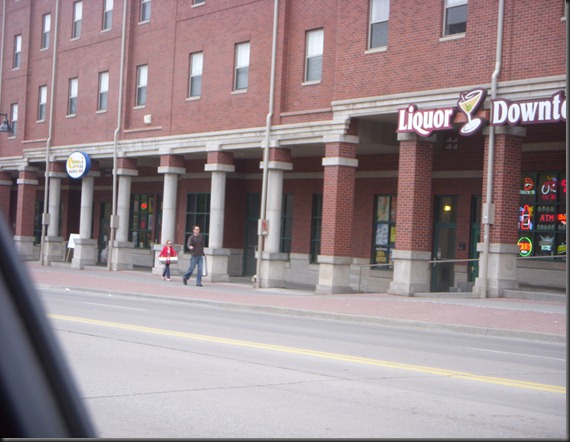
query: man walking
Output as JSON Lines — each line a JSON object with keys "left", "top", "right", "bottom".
{"left": 182, "top": 225, "right": 205, "bottom": 286}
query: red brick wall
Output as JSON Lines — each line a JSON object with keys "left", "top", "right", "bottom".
{"left": 395, "top": 138, "right": 434, "bottom": 251}
{"left": 482, "top": 133, "right": 523, "bottom": 243}
{"left": 15, "top": 169, "right": 37, "bottom": 236}
{"left": 320, "top": 142, "right": 357, "bottom": 256}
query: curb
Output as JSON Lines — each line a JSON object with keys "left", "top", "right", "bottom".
{"left": 37, "top": 284, "right": 566, "bottom": 344}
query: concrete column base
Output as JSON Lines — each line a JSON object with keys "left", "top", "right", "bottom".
{"left": 257, "top": 251, "right": 288, "bottom": 288}
{"left": 71, "top": 238, "right": 98, "bottom": 269}
{"left": 473, "top": 243, "right": 519, "bottom": 298}
{"left": 14, "top": 236, "right": 36, "bottom": 261}
{"left": 44, "top": 236, "right": 65, "bottom": 265}
{"left": 315, "top": 255, "right": 353, "bottom": 294}
{"left": 388, "top": 250, "right": 431, "bottom": 296}
{"left": 204, "top": 248, "right": 231, "bottom": 283}
{"left": 109, "top": 241, "right": 134, "bottom": 271}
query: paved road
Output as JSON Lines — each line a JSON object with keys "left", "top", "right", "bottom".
{"left": 26, "top": 261, "right": 567, "bottom": 343}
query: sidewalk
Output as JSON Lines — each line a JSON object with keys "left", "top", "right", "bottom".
{"left": 26, "top": 261, "right": 567, "bottom": 343}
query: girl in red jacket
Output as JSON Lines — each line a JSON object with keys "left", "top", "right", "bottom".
{"left": 158, "top": 240, "right": 177, "bottom": 281}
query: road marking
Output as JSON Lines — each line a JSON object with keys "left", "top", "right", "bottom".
{"left": 49, "top": 314, "right": 566, "bottom": 395}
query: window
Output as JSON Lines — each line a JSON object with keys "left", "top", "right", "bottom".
{"left": 189, "top": 52, "right": 203, "bottom": 98}
{"left": 373, "top": 195, "right": 397, "bottom": 266}
{"left": 518, "top": 172, "right": 566, "bottom": 258}
{"left": 13, "top": 35, "right": 21, "bottom": 69}
{"left": 68, "top": 78, "right": 78, "bottom": 116}
{"left": 193, "top": 0, "right": 205, "bottom": 4}
{"left": 102, "top": 0, "right": 113, "bottom": 31}
{"left": 37, "top": 85, "right": 47, "bottom": 121}
{"left": 140, "top": 0, "right": 151, "bottom": 22}
{"left": 280, "top": 194, "right": 294, "bottom": 254}
{"left": 234, "top": 42, "right": 250, "bottom": 91}
{"left": 443, "top": 0, "right": 468, "bottom": 36}
{"left": 305, "top": 29, "right": 323, "bottom": 83}
{"left": 72, "top": 1, "right": 82, "bottom": 39}
{"left": 129, "top": 194, "right": 161, "bottom": 249}
{"left": 10, "top": 103, "right": 18, "bottom": 137}
{"left": 98, "top": 71, "right": 109, "bottom": 111}
{"left": 136, "top": 64, "right": 148, "bottom": 106}
{"left": 369, "top": 0, "right": 389, "bottom": 49}
{"left": 184, "top": 193, "right": 210, "bottom": 252}
{"left": 310, "top": 194, "right": 322, "bottom": 263}
{"left": 41, "top": 13, "right": 51, "bottom": 50}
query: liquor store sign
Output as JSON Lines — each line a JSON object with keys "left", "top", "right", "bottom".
{"left": 397, "top": 89, "right": 566, "bottom": 137}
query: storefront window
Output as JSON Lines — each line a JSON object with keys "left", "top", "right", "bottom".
{"left": 184, "top": 193, "right": 210, "bottom": 252}
{"left": 518, "top": 172, "right": 566, "bottom": 258}
{"left": 373, "top": 195, "right": 397, "bottom": 266}
{"left": 129, "top": 193, "right": 161, "bottom": 248}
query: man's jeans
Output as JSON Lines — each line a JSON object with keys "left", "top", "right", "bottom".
{"left": 183, "top": 255, "right": 203, "bottom": 285}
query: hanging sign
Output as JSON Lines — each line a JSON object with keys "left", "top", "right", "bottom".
{"left": 66, "top": 151, "right": 91, "bottom": 179}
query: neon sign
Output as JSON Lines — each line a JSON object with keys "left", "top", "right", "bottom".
{"left": 517, "top": 237, "right": 533, "bottom": 256}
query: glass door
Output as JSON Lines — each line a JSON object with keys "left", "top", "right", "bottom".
{"left": 431, "top": 196, "right": 457, "bottom": 292}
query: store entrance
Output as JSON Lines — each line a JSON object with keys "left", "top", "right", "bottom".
{"left": 98, "top": 202, "right": 111, "bottom": 264}
{"left": 431, "top": 195, "right": 457, "bottom": 292}
{"left": 243, "top": 193, "right": 260, "bottom": 276}
{"left": 469, "top": 195, "right": 482, "bottom": 282}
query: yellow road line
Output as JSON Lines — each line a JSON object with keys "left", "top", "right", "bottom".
{"left": 49, "top": 314, "right": 566, "bottom": 394}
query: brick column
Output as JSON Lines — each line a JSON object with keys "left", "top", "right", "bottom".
{"left": 109, "top": 157, "right": 138, "bottom": 271}
{"left": 259, "top": 147, "right": 292, "bottom": 288}
{"left": 388, "top": 133, "right": 434, "bottom": 296}
{"left": 14, "top": 166, "right": 39, "bottom": 260}
{"left": 203, "top": 150, "right": 235, "bottom": 282}
{"left": 316, "top": 135, "right": 358, "bottom": 294}
{"left": 474, "top": 126, "right": 525, "bottom": 297}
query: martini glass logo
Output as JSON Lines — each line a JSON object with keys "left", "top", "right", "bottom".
{"left": 457, "top": 88, "right": 487, "bottom": 135}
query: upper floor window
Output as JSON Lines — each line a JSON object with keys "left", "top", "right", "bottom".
{"left": 10, "top": 103, "right": 18, "bottom": 137}
{"left": 68, "top": 78, "right": 78, "bottom": 116}
{"left": 102, "top": 0, "right": 113, "bottom": 31}
{"left": 305, "top": 29, "right": 323, "bottom": 83}
{"left": 189, "top": 52, "right": 203, "bottom": 98}
{"left": 98, "top": 71, "right": 109, "bottom": 111}
{"left": 140, "top": 0, "right": 151, "bottom": 23}
{"left": 13, "top": 34, "right": 21, "bottom": 69}
{"left": 193, "top": 0, "right": 205, "bottom": 4}
{"left": 38, "top": 85, "right": 47, "bottom": 121}
{"left": 41, "top": 13, "right": 51, "bottom": 50}
{"left": 443, "top": 0, "right": 468, "bottom": 36}
{"left": 369, "top": 0, "right": 389, "bottom": 49}
{"left": 234, "top": 42, "right": 250, "bottom": 91}
{"left": 136, "top": 64, "right": 148, "bottom": 106}
{"left": 72, "top": 1, "right": 82, "bottom": 39}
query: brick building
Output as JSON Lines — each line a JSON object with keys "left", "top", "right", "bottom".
{"left": 0, "top": 0, "right": 566, "bottom": 296}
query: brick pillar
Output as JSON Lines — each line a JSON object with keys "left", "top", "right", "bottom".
{"left": 316, "top": 135, "right": 358, "bottom": 294}
{"left": 0, "top": 171, "right": 12, "bottom": 224}
{"left": 388, "top": 133, "right": 434, "bottom": 296}
{"left": 14, "top": 166, "right": 39, "bottom": 260}
{"left": 474, "top": 126, "right": 525, "bottom": 297}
